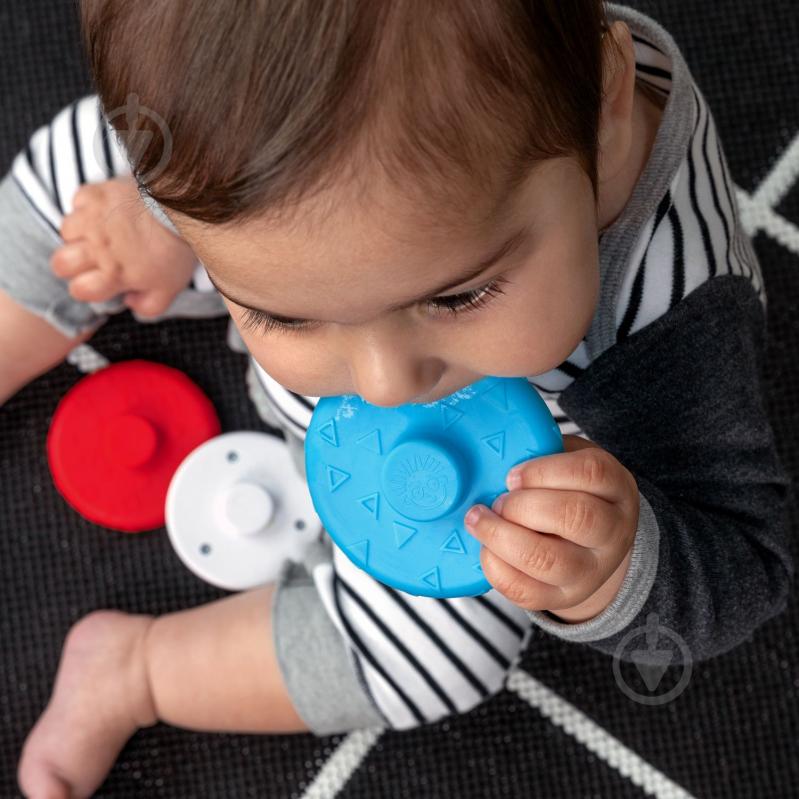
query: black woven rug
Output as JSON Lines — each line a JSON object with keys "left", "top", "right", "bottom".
{"left": 2, "top": 1, "right": 798, "bottom": 797}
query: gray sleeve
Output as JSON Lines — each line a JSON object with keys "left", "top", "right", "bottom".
{"left": 524, "top": 275, "right": 794, "bottom": 663}
{"left": 0, "top": 171, "right": 110, "bottom": 338}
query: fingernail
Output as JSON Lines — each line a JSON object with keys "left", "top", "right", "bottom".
{"left": 506, "top": 468, "right": 522, "bottom": 490}
{"left": 491, "top": 493, "right": 507, "bottom": 513}
{"left": 465, "top": 505, "right": 483, "bottom": 526}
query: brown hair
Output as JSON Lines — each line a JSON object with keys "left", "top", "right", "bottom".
{"left": 80, "top": 0, "right": 614, "bottom": 228}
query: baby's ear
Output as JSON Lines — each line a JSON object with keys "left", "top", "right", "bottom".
{"left": 596, "top": 21, "right": 636, "bottom": 185}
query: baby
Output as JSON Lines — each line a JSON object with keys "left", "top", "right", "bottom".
{"left": 2, "top": 1, "right": 792, "bottom": 797}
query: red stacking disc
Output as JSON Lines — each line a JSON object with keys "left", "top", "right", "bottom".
{"left": 47, "top": 360, "right": 221, "bottom": 533}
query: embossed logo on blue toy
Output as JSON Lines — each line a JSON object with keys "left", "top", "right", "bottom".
{"left": 381, "top": 440, "right": 462, "bottom": 522}
{"left": 386, "top": 452, "right": 449, "bottom": 511}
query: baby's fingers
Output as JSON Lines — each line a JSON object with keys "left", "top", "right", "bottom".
{"left": 50, "top": 243, "right": 94, "bottom": 280}
{"left": 59, "top": 205, "right": 100, "bottom": 243}
{"left": 67, "top": 268, "right": 123, "bottom": 303}
{"left": 466, "top": 503, "right": 595, "bottom": 588}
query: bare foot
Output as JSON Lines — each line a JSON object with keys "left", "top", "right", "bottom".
{"left": 17, "top": 610, "right": 157, "bottom": 799}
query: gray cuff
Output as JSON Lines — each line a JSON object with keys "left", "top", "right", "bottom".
{"left": 0, "top": 171, "right": 108, "bottom": 338}
{"left": 272, "top": 538, "right": 385, "bottom": 735}
{"left": 525, "top": 491, "right": 660, "bottom": 642}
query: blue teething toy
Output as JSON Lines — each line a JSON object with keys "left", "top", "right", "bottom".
{"left": 304, "top": 376, "right": 563, "bottom": 598}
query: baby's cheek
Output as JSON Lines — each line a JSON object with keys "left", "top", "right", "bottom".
{"left": 245, "top": 335, "right": 347, "bottom": 399}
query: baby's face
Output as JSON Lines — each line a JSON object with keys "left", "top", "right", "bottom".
{"left": 171, "top": 156, "right": 600, "bottom": 407}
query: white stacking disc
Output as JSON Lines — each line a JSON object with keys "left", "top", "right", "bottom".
{"left": 165, "top": 431, "right": 322, "bottom": 591}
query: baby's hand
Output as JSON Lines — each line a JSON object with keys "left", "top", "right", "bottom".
{"left": 51, "top": 177, "right": 199, "bottom": 318}
{"left": 464, "top": 434, "right": 639, "bottom": 623}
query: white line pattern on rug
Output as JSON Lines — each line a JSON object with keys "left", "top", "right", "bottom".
{"left": 65, "top": 343, "right": 109, "bottom": 373}
{"left": 506, "top": 669, "right": 697, "bottom": 799}
{"left": 737, "top": 130, "right": 799, "bottom": 257}
{"left": 752, "top": 131, "right": 799, "bottom": 210}
{"left": 297, "top": 666, "right": 700, "bottom": 799}
{"left": 298, "top": 728, "right": 385, "bottom": 799}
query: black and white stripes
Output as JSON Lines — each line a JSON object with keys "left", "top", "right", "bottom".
{"left": 12, "top": 95, "right": 129, "bottom": 237}
{"left": 612, "top": 84, "right": 764, "bottom": 347}
{"left": 322, "top": 551, "right": 532, "bottom": 730}
{"left": 631, "top": 32, "right": 673, "bottom": 96}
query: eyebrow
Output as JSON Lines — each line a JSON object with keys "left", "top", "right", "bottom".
{"left": 202, "top": 226, "right": 528, "bottom": 324}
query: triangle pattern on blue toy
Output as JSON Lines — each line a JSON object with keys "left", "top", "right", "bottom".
{"left": 358, "top": 492, "right": 380, "bottom": 519}
{"left": 319, "top": 419, "right": 339, "bottom": 447}
{"left": 481, "top": 380, "right": 509, "bottom": 411}
{"left": 481, "top": 430, "right": 506, "bottom": 458}
{"left": 347, "top": 539, "right": 370, "bottom": 566}
{"left": 393, "top": 521, "right": 417, "bottom": 549}
{"left": 473, "top": 561, "right": 483, "bottom": 573}
{"left": 421, "top": 567, "right": 441, "bottom": 590}
{"left": 441, "top": 530, "right": 467, "bottom": 555}
{"left": 441, "top": 404, "right": 464, "bottom": 430}
{"left": 326, "top": 465, "right": 351, "bottom": 492}
{"left": 356, "top": 429, "right": 383, "bottom": 454}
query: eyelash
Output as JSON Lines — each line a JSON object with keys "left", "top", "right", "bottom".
{"left": 238, "top": 275, "right": 510, "bottom": 336}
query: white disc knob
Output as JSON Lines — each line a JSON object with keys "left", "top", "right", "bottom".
{"left": 215, "top": 481, "right": 276, "bottom": 537}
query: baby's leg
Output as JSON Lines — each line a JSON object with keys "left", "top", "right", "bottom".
{"left": 143, "top": 583, "right": 307, "bottom": 734}
{"left": 0, "top": 287, "right": 95, "bottom": 407}
{"left": 17, "top": 584, "right": 307, "bottom": 799}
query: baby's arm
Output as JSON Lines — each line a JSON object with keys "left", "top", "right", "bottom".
{"left": 523, "top": 275, "right": 793, "bottom": 662}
